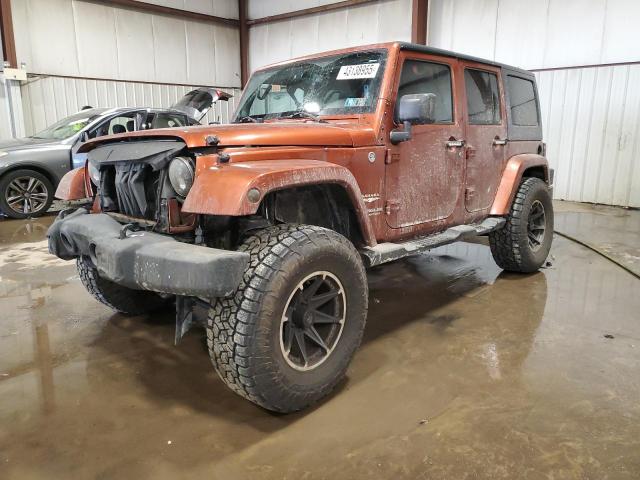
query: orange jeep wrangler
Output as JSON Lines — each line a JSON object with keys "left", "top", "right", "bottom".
{"left": 48, "top": 42, "right": 553, "bottom": 412}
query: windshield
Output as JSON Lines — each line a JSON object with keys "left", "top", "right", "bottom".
{"left": 234, "top": 50, "right": 387, "bottom": 122}
{"left": 31, "top": 109, "right": 106, "bottom": 140}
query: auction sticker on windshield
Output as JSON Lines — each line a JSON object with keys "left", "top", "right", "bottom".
{"left": 337, "top": 63, "right": 380, "bottom": 80}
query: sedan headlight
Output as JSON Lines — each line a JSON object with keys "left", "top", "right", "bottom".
{"left": 168, "top": 156, "right": 195, "bottom": 197}
{"left": 0, "top": 151, "right": 8, "bottom": 158}
{"left": 87, "top": 162, "right": 101, "bottom": 185}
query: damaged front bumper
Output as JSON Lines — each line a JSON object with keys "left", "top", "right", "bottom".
{"left": 47, "top": 209, "right": 249, "bottom": 298}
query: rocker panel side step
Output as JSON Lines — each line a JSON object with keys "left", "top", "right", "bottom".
{"left": 360, "top": 217, "right": 505, "bottom": 267}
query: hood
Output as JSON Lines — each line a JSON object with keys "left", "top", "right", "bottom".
{"left": 0, "top": 137, "right": 67, "bottom": 152}
{"left": 80, "top": 122, "right": 377, "bottom": 151}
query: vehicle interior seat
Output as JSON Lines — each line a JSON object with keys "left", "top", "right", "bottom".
{"left": 112, "top": 124, "right": 126, "bottom": 134}
{"left": 126, "top": 120, "right": 135, "bottom": 132}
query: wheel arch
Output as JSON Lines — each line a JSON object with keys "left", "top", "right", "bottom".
{"left": 260, "top": 183, "right": 367, "bottom": 247}
{"left": 182, "top": 159, "right": 377, "bottom": 246}
{"left": 0, "top": 163, "right": 58, "bottom": 189}
{"left": 491, "top": 154, "right": 550, "bottom": 216}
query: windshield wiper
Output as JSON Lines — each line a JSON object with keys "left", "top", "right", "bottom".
{"left": 236, "top": 116, "right": 261, "bottom": 123}
{"left": 279, "top": 111, "right": 327, "bottom": 123}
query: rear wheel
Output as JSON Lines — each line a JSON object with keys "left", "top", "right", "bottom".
{"left": 207, "top": 224, "right": 368, "bottom": 413}
{"left": 77, "top": 256, "right": 169, "bottom": 315}
{"left": 0, "top": 169, "right": 54, "bottom": 219}
{"left": 489, "top": 177, "right": 554, "bottom": 272}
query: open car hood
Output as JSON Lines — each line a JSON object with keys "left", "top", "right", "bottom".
{"left": 171, "top": 88, "right": 233, "bottom": 121}
{"left": 79, "top": 122, "right": 377, "bottom": 151}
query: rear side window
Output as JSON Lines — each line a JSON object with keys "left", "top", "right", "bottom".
{"left": 396, "top": 60, "right": 453, "bottom": 123}
{"left": 464, "top": 69, "right": 501, "bottom": 125}
{"left": 507, "top": 76, "right": 539, "bottom": 126}
{"left": 149, "top": 113, "right": 188, "bottom": 129}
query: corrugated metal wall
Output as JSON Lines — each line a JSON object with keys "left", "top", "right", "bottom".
{"left": 536, "top": 65, "right": 640, "bottom": 208}
{"left": 0, "top": 79, "right": 25, "bottom": 139}
{"left": 247, "top": 0, "right": 412, "bottom": 72}
{"left": 20, "top": 75, "right": 242, "bottom": 136}
{"left": 11, "top": 0, "right": 240, "bottom": 87}
{"left": 138, "top": 0, "right": 239, "bottom": 18}
{"left": 428, "top": 0, "right": 640, "bottom": 207}
{"left": 5, "top": 0, "right": 242, "bottom": 138}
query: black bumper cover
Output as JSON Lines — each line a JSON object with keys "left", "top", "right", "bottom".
{"left": 47, "top": 209, "right": 249, "bottom": 297}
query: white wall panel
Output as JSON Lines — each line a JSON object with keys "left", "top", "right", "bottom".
{"left": 248, "top": 0, "right": 342, "bottom": 19}
{"left": 152, "top": 15, "right": 188, "bottom": 84}
{"left": 212, "top": 24, "right": 242, "bottom": 87}
{"left": 536, "top": 65, "right": 640, "bottom": 208}
{"left": 428, "top": 0, "right": 640, "bottom": 207}
{"left": 12, "top": 0, "right": 241, "bottom": 88}
{"left": 20, "top": 75, "right": 241, "bottom": 137}
{"left": 247, "top": 0, "right": 412, "bottom": 72}
{"left": 72, "top": 1, "right": 119, "bottom": 79}
{"left": 1, "top": 80, "right": 18, "bottom": 139}
{"left": 140, "top": 0, "right": 239, "bottom": 18}
{"left": 428, "top": 0, "right": 640, "bottom": 70}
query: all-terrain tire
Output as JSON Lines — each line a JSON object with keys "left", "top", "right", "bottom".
{"left": 207, "top": 224, "right": 368, "bottom": 413}
{"left": 489, "top": 177, "right": 554, "bottom": 272}
{"left": 0, "top": 169, "right": 54, "bottom": 219}
{"left": 77, "top": 256, "right": 168, "bottom": 315}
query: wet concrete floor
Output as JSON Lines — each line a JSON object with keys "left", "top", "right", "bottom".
{"left": 0, "top": 207, "right": 639, "bottom": 479}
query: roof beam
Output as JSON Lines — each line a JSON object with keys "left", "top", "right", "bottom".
{"left": 86, "top": 0, "right": 239, "bottom": 27}
{"left": 0, "top": 0, "right": 17, "bottom": 68}
{"left": 246, "top": 0, "right": 377, "bottom": 26}
{"left": 411, "top": 0, "right": 428, "bottom": 45}
{"left": 239, "top": 0, "right": 249, "bottom": 87}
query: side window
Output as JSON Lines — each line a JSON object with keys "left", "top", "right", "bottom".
{"left": 150, "top": 113, "right": 188, "bottom": 129}
{"left": 507, "top": 76, "right": 539, "bottom": 126}
{"left": 396, "top": 60, "right": 453, "bottom": 123}
{"left": 464, "top": 69, "right": 501, "bottom": 125}
{"left": 89, "top": 113, "right": 137, "bottom": 138}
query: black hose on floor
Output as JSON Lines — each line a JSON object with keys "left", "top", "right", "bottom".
{"left": 554, "top": 230, "right": 640, "bottom": 280}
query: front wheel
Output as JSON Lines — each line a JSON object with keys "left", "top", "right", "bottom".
{"left": 0, "top": 169, "right": 54, "bottom": 219}
{"left": 77, "top": 256, "right": 169, "bottom": 315}
{"left": 207, "top": 224, "right": 368, "bottom": 413}
{"left": 489, "top": 177, "right": 554, "bottom": 272}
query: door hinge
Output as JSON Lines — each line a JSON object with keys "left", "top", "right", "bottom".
{"left": 385, "top": 151, "right": 400, "bottom": 164}
{"left": 465, "top": 188, "right": 476, "bottom": 202}
{"left": 384, "top": 200, "right": 400, "bottom": 215}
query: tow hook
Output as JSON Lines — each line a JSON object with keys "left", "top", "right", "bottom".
{"left": 118, "top": 222, "right": 143, "bottom": 239}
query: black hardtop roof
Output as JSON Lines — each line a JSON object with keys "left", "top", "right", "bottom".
{"left": 398, "top": 42, "right": 534, "bottom": 78}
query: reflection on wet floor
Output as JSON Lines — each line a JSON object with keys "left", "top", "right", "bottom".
{"left": 0, "top": 213, "right": 639, "bottom": 479}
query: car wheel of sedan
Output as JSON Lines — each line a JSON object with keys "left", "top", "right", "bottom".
{"left": 207, "top": 223, "right": 368, "bottom": 413}
{"left": 0, "top": 169, "right": 54, "bottom": 219}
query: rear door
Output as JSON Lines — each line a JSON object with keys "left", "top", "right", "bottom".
{"left": 460, "top": 63, "right": 507, "bottom": 213}
{"left": 385, "top": 52, "right": 465, "bottom": 229}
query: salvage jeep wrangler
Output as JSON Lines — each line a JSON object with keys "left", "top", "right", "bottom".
{"left": 48, "top": 42, "right": 553, "bottom": 413}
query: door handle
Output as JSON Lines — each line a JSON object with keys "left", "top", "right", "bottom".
{"left": 493, "top": 138, "right": 507, "bottom": 146}
{"left": 446, "top": 140, "right": 465, "bottom": 148}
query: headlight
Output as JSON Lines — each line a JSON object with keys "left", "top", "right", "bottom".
{"left": 87, "top": 162, "right": 101, "bottom": 185}
{"left": 0, "top": 151, "right": 8, "bottom": 158}
{"left": 168, "top": 157, "right": 195, "bottom": 197}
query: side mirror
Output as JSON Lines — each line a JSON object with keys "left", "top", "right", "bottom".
{"left": 390, "top": 93, "right": 437, "bottom": 144}
{"left": 79, "top": 131, "right": 90, "bottom": 143}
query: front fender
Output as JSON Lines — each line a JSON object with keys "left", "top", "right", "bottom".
{"left": 182, "top": 158, "right": 377, "bottom": 246}
{"left": 55, "top": 166, "right": 90, "bottom": 200}
{"left": 490, "top": 154, "right": 549, "bottom": 215}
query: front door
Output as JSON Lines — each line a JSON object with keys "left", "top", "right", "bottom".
{"left": 385, "top": 54, "right": 465, "bottom": 229}
{"left": 460, "top": 63, "right": 508, "bottom": 212}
